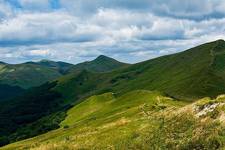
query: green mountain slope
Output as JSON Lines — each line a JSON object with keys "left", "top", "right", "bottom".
{"left": 68, "top": 55, "right": 129, "bottom": 73}
{"left": 26, "top": 60, "right": 74, "bottom": 74}
{"left": 1, "top": 40, "right": 225, "bottom": 147}
{"left": 109, "top": 39, "right": 225, "bottom": 99}
{"left": 54, "top": 39, "right": 225, "bottom": 102}
{"left": 3, "top": 90, "right": 225, "bottom": 150}
{"left": 0, "top": 60, "right": 72, "bottom": 101}
{"left": 0, "top": 63, "right": 62, "bottom": 89}
{"left": 0, "top": 84, "right": 24, "bottom": 101}
{"left": 0, "top": 55, "right": 127, "bottom": 89}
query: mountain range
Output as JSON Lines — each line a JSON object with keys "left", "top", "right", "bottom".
{"left": 1, "top": 40, "right": 225, "bottom": 149}
{"left": 0, "top": 55, "right": 127, "bottom": 100}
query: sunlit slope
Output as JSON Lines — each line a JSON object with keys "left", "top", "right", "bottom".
{"left": 55, "top": 40, "right": 225, "bottom": 101}
{"left": 1, "top": 40, "right": 225, "bottom": 147}
{"left": 1, "top": 90, "right": 186, "bottom": 149}
{"left": 3, "top": 90, "right": 225, "bottom": 149}
{"left": 0, "top": 56, "right": 129, "bottom": 144}
{"left": 61, "top": 92, "right": 115, "bottom": 126}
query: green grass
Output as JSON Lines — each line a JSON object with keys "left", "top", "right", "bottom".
{"left": 61, "top": 92, "right": 115, "bottom": 126}
{"left": 3, "top": 90, "right": 225, "bottom": 150}
{"left": 52, "top": 39, "right": 225, "bottom": 104}
{"left": 0, "top": 63, "right": 62, "bottom": 89}
{"left": 2, "top": 40, "right": 225, "bottom": 147}
{"left": 0, "top": 90, "right": 185, "bottom": 149}
{"left": 68, "top": 55, "right": 129, "bottom": 73}
{"left": 0, "top": 55, "right": 127, "bottom": 89}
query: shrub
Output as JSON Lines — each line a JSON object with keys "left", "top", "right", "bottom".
{"left": 0, "top": 136, "right": 9, "bottom": 146}
{"left": 63, "top": 125, "right": 69, "bottom": 129}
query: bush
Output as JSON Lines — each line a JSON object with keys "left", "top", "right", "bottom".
{"left": 63, "top": 125, "right": 69, "bottom": 129}
{"left": 0, "top": 136, "right": 9, "bottom": 146}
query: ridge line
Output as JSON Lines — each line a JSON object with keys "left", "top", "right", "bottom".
{"left": 209, "top": 40, "right": 219, "bottom": 67}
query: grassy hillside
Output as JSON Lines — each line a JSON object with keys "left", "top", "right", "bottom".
{"left": 1, "top": 40, "right": 225, "bottom": 147}
{"left": 0, "top": 55, "right": 128, "bottom": 89}
{"left": 54, "top": 39, "right": 225, "bottom": 102}
{"left": 0, "top": 63, "right": 62, "bottom": 89}
{"left": 26, "top": 60, "right": 74, "bottom": 74}
{"left": 2, "top": 90, "right": 225, "bottom": 150}
{"left": 68, "top": 55, "right": 129, "bottom": 73}
{"left": 0, "top": 56, "right": 129, "bottom": 145}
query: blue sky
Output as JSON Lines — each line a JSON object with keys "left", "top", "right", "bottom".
{"left": 0, "top": 0, "right": 225, "bottom": 64}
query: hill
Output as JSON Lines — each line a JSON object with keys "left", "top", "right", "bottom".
{"left": 68, "top": 55, "right": 129, "bottom": 73}
{"left": 1, "top": 40, "right": 225, "bottom": 147}
{"left": 26, "top": 59, "right": 74, "bottom": 74}
{"left": 0, "top": 55, "right": 128, "bottom": 89}
{"left": 54, "top": 39, "right": 225, "bottom": 101}
{"left": 0, "top": 63, "right": 62, "bottom": 89}
{"left": 0, "top": 56, "right": 126, "bottom": 100}
{"left": 2, "top": 90, "right": 225, "bottom": 149}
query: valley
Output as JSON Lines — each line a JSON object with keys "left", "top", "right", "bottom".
{"left": 1, "top": 40, "right": 225, "bottom": 149}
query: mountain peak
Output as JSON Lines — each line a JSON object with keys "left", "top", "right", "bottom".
{"left": 39, "top": 59, "right": 53, "bottom": 63}
{"left": 68, "top": 55, "right": 128, "bottom": 73}
{"left": 211, "top": 39, "right": 225, "bottom": 54}
{"left": 216, "top": 39, "right": 225, "bottom": 47}
{"left": 0, "top": 61, "right": 6, "bottom": 65}
{"left": 95, "top": 55, "right": 113, "bottom": 61}
{"left": 216, "top": 39, "right": 225, "bottom": 43}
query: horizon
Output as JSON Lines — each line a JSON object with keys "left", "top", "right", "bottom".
{"left": 1, "top": 39, "right": 224, "bottom": 65}
{"left": 0, "top": 0, "right": 225, "bottom": 64}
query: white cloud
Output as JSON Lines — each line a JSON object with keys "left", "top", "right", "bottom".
{"left": 0, "top": 1, "right": 224, "bottom": 64}
{"left": 0, "top": 11, "right": 101, "bottom": 45}
{"left": 60, "top": 0, "right": 225, "bottom": 20}
{"left": 0, "top": 1, "right": 13, "bottom": 18}
{"left": 24, "top": 49, "right": 51, "bottom": 56}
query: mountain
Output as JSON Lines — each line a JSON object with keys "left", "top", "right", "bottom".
{"left": 54, "top": 39, "right": 225, "bottom": 101}
{"left": 0, "top": 55, "right": 128, "bottom": 90}
{"left": 26, "top": 59, "right": 74, "bottom": 74}
{"left": 0, "top": 56, "right": 128, "bottom": 101}
{"left": 68, "top": 55, "right": 129, "bottom": 73}
{"left": 0, "top": 60, "right": 73, "bottom": 101}
{"left": 0, "top": 63, "right": 62, "bottom": 89}
{"left": 1, "top": 40, "right": 225, "bottom": 148}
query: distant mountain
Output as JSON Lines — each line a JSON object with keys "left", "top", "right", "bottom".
{"left": 0, "top": 56, "right": 128, "bottom": 90}
{"left": 26, "top": 60, "right": 74, "bottom": 74}
{"left": 0, "top": 63, "right": 62, "bottom": 89}
{"left": 68, "top": 55, "right": 129, "bottom": 73}
{"left": 0, "top": 56, "right": 128, "bottom": 101}
{"left": 2, "top": 40, "right": 225, "bottom": 147}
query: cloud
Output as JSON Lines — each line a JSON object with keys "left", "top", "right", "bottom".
{"left": 0, "top": 0, "right": 224, "bottom": 64}
{"left": 23, "top": 49, "right": 51, "bottom": 56}
{"left": 60, "top": 0, "right": 225, "bottom": 20}
{"left": 0, "top": 11, "right": 101, "bottom": 46}
{"left": 18, "top": 0, "right": 50, "bottom": 11}
{"left": 0, "top": 1, "right": 14, "bottom": 18}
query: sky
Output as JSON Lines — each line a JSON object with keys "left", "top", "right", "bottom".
{"left": 0, "top": 0, "right": 225, "bottom": 64}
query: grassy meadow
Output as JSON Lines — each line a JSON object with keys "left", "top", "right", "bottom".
{"left": 2, "top": 90, "right": 225, "bottom": 150}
